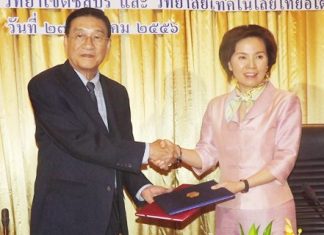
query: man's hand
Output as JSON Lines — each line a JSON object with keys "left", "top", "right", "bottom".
{"left": 141, "top": 185, "right": 173, "bottom": 204}
{"left": 149, "top": 139, "right": 177, "bottom": 170}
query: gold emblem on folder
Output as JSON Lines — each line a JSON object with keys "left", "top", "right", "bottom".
{"left": 186, "top": 191, "right": 200, "bottom": 198}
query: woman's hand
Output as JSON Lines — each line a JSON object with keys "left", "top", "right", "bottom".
{"left": 211, "top": 181, "right": 245, "bottom": 194}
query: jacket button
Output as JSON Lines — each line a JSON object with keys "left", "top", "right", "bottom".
{"left": 106, "top": 186, "right": 112, "bottom": 192}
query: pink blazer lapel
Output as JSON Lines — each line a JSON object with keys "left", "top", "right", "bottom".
{"left": 244, "top": 82, "right": 277, "bottom": 121}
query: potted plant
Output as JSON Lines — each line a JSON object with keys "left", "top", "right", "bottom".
{"left": 240, "top": 221, "right": 272, "bottom": 235}
{"left": 240, "top": 219, "right": 302, "bottom": 235}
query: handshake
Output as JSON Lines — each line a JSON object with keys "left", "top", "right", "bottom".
{"left": 149, "top": 140, "right": 182, "bottom": 170}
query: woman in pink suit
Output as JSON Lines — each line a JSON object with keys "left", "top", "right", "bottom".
{"left": 173, "top": 25, "right": 302, "bottom": 234}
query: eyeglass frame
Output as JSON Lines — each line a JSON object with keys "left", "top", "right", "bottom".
{"left": 67, "top": 28, "right": 110, "bottom": 46}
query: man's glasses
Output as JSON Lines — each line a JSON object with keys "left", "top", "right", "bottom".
{"left": 69, "top": 30, "right": 108, "bottom": 46}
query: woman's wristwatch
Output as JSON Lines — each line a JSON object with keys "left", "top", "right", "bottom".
{"left": 240, "top": 179, "right": 249, "bottom": 193}
{"left": 175, "top": 145, "right": 182, "bottom": 164}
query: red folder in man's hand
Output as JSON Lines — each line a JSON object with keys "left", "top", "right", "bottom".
{"left": 136, "top": 184, "right": 200, "bottom": 222}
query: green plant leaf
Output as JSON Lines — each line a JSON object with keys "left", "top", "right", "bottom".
{"left": 240, "top": 224, "right": 245, "bottom": 235}
{"left": 248, "top": 224, "right": 260, "bottom": 235}
{"left": 263, "top": 221, "right": 273, "bottom": 235}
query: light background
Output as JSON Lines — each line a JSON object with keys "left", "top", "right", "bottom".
{"left": 1, "top": 8, "right": 324, "bottom": 235}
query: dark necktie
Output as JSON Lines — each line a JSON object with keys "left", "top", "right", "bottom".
{"left": 86, "top": 82, "right": 98, "bottom": 107}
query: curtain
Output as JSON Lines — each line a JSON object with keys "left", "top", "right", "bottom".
{"left": 1, "top": 8, "right": 324, "bottom": 235}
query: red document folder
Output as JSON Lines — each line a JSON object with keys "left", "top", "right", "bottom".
{"left": 136, "top": 184, "right": 200, "bottom": 222}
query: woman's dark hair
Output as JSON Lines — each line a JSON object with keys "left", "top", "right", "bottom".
{"left": 219, "top": 24, "right": 277, "bottom": 82}
{"left": 65, "top": 8, "right": 111, "bottom": 38}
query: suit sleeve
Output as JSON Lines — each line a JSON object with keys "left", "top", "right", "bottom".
{"left": 265, "top": 94, "right": 302, "bottom": 183}
{"left": 28, "top": 74, "right": 145, "bottom": 174}
{"left": 193, "top": 100, "right": 220, "bottom": 175}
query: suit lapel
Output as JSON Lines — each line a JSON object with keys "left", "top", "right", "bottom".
{"left": 100, "top": 76, "right": 121, "bottom": 140}
{"left": 244, "top": 82, "right": 277, "bottom": 121}
{"left": 58, "top": 61, "right": 109, "bottom": 134}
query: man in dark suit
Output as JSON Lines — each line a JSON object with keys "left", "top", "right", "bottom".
{"left": 28, "top": 8, "right": 174, "bottom": 235}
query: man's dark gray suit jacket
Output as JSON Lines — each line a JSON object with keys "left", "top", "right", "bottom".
{"left": 28, "top": 60, "right": 150, "bottom": 235}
